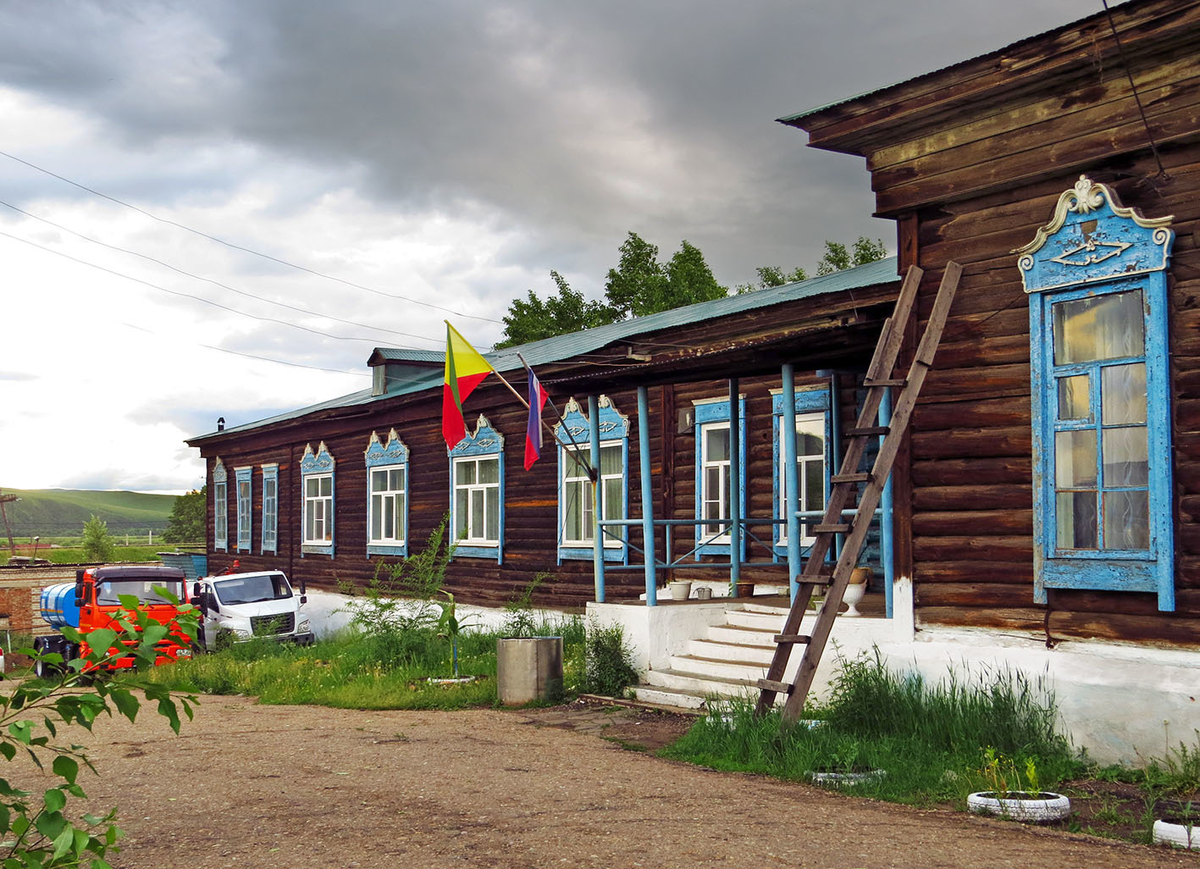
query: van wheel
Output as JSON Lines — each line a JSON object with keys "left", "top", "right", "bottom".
{"left": 33, "top": 638, "right": 54, "bottom": 679}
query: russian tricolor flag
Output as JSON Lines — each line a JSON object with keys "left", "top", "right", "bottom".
{"left": 524, "top": 369, "right": 550, "bottom": 470}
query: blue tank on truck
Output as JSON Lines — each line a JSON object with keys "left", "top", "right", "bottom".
{"left": 39, "top": 583, "right": 81, "bottom": 630}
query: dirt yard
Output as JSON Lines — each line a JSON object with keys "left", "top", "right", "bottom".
{"left": 27, "top": 696, "right": 1198, "bottom": 868}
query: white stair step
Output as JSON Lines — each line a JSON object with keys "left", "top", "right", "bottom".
{"left": 642, "top": 667, "right": 760, "bottom": 696}
{"left": 687, "top": 638, "right": 776, "bottom": 665}
{"left": 724, "top": 609, "right": 789, "bottom": 631}
{"left": 632, "top": 685, "right": 708, "bottom": 710}
{"left": 667, "top": 653, "right": 771, "bottom": 681}
{"left": 707, "top": 623, "right": 782, "bottom": 645}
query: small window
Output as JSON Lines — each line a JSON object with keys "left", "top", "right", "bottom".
{"left": 555, "top": 397, "right": 630, "bottom": 562}
{"left": 1019, "top": 175, "right": 1175, "bottom": 610}
{"left": 300, "top": 442, "right": 336, "bottom": 557}
{"left": 448, "top": 416, "right": 504, "bottom": 562}
{"left": 693, "top": 397, "right": 747, "bottom": 556}
{"left": 365, "top": 430, "right": 409, "bottom": 557}
{"left": 261, "top": 464, "right": 278, "bottom": 555}
{"left": 235, "top": 467, "right": 252, "bottom": 553}
{"left": 212, "top": 458, "right": 228, "bottom": 552}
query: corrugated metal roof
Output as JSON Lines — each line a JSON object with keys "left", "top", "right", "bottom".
{"left": 188, "top": 256, "right": 898, "bottom": 444}
{"left": 369, "top": 348, "right": 445, "bottom": 364}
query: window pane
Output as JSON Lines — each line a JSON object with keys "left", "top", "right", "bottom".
{"left": 471, "top": 491, "right": 484, "bottom": 537}
{"left": 305, "top": 508, "right": 315, "bottom": 542}
{"left": 803, "top": 458, "right": 825, "bottom": 511}
{"left": 478, "top": 458, "right": 499, "bottom": 484}
{"left": 455, "top": 490, "right": 469, "bottom": 537}
{"left": 1055, "top": 430, "right": 1097, "bottom": 488}
{"left": 564, "top": 485, "right": 584, "bottom": 542}
{"left": 383, "top": 497, "right": 395, "bottom": 538}
{"left": 1057, "top": 374, "right": 1091, "bottom": 421}
{"left": 371, "top": 495, "right": 382, "bottom": 539}
{"left": 1056, "top": 491, "right": 1098, "bottom": 549}
{"left": 486, "top": 491, "right": 499, "bottom": 540}
{"left": 306, "top": 477, "right": 319, "bottom": 497}
{"left": 319, "top": 476, "right": 332, "bottom": 496}
{"left": 371, "top": 469, "right": 387, "bottom": 491}
{"left": 600, "top": 444, "right": 622, "bottom": 476}
{"left": 1052, "top": 290, "right": 1144, "bottom": 364}
{"left": 1103, "top": 427, "right": 1148, "bottom": 487}
{"left": 1102, "top": 363, "right": 1146, "bottom": 425}
{"left": 705, "top": 427, "right": 729, "bottom": 462}
{"left": 1103, "top": 490, "right": 1149, "bottom": 550}
{"left": 391, "top": 468, "right": 405, "bottom": 490}
{"left": 603, "top": 477, "right": 622, "bottom": 521}
{"left": 456, "top": 461, "right": 475, "bottom": 485}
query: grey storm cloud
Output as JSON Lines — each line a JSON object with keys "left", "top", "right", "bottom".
{"left": 0, "top": 0, "right": 1095, "bottom": 288}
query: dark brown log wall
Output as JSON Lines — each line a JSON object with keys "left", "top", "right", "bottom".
{"left": 901, "top": 150, "right": 1200, "bottom": 643}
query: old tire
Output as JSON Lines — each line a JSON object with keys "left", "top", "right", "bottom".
{"left": 967, "top": 791, "right": 1071, "bottom": 823}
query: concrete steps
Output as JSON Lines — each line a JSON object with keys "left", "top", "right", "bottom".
{"left": 632, "top": 602, "right": 800, "bottom": 710}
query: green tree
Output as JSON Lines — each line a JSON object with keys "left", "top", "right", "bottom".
{"left": 162, "top": 487, "right": 206, "bottom": 544}
{"left": 81, "top": 515, "right": 115, "bottom": 563}
{"left": 495, "top": 272, "right": 617, "bottom": 350}
{"left": 496, "top": 232, "right": 729, "bottom": 348}
{"left": 604, "top": 232, "right": 727, "bottom": 319}
{"left": 7, "top": 599, "right": 197, "bottom": 867}
{"left": 816, "top": 236, "right": 888, "bottom": 275}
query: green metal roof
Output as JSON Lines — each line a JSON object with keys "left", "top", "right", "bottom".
{"left": 188, "top": 256, "right": 898, "bottom": 444}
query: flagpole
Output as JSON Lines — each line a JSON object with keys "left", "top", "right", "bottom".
{"left": 514, "top": 352, "right": 596, "bottom": 480}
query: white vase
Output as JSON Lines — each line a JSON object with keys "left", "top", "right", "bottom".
{"left": 841, "top": 581, "right": 866, "bottom": 617}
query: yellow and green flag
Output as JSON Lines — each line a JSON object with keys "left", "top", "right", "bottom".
{"left": 442, "top": 322, "right": 494, "bottom": 449}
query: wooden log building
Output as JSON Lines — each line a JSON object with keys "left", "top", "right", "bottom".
{"left": 190, "top": 0, "right": 1199, "bottom": 667}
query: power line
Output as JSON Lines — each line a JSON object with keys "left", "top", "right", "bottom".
{"left": 0, "top": 147, "right": 502, "bottom": 323}
{"left": 0, "top": 229, "right": 443, "bottom": 347}
{"left": 120, "top": 322, "right": 370, "bottom": 377}
{"left": 0, "top": 198, "right": 427, "bottom": 342}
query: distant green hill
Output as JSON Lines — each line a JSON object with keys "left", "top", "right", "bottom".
{"left": 0, "top": 489, "right": 176, "bottom": 538}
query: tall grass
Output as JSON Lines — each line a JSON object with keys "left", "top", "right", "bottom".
{"left": 139, "top": 616, "right": 586, "bottom": 711}
{"left": 663, "top": 650, "right": 1080, "bottom": 806}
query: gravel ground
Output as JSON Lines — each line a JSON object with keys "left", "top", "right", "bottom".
{"left": 18, "top": 695, "right": 1197, "bottom": 869}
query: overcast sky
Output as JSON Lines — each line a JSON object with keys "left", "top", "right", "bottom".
{"left": 0, "top": 0, "right": 1096, "bottom": 494}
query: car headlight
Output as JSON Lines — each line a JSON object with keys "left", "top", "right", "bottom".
{"left": 297, "top": 619, "right": 311, "bottom": 634}
{"left": 233, "top": 629, "right": 252, "bottom": 640}
{"left": 176, "top": 648, "right": 193, "bottom": 658}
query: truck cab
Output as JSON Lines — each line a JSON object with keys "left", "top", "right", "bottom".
{"left": 35, "top": 565, "right": 193, "bottom": 676}
{"left": 192, "top": 570, "right": 313, "bottom": 650}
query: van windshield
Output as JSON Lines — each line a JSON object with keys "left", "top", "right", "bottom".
{"left": 213, "top": 574, "right": 292, "bottom": 605}
{"left": 96, "top": 580, "right": 185, "bottom": 606}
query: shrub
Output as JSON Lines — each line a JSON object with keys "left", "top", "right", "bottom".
{"left": 583, "top": 619, "right": 638, "bottom": 697}
{"left": 81, "top": 515, "right": 115, "bottom": 563}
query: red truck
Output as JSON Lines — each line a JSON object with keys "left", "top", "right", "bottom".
{"left": 34, "top": 565, "right": 194, "bottom": 677}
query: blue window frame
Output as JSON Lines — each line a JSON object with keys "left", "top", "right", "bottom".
{"left": 212, "top": 458, "right": 228, "bottom": 552}
{"left": 448, "top": 415, "right": 504, "bottom": 563}
{"left": 555, "top": 396, "right": 629, "bottom": 563}
{"left": 235, "top": 466, "right": 252, "bottom": 553}
{"left": 694, "top": 396, "right": 747, "bottom": 557}
{"left": 365, "top": 429, "right": 409, "bottom": 558}
{"left": 771, "top": 388, "right": 831, "bottom": 557}
{"left": 261, "top": 464, "right": 278, "bottom": 555}
{"left": 300, "top": 442, "right": 336, "bottom": 558}
{"left": 1019, "top": 176, "right": 1175, "bottom": 611}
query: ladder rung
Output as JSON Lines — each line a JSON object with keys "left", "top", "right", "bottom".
{"left": 812, "top": 523, "right": 851, "bottom": 534}
{"left": 845, "top": 425, "right": 889, "bottom": 437}
{"left": 772, "top": 634, "right": 811, "bottom": 645}
{"left": 798, "top": 575, "right": 832, "bottom": 586}
{"left": 758, "top": 678, "right": 794, "bottom": 694}
{"left": 830, "top": 472, "right": 872, "bottom": 484}
{"left": 863, "top": 378, "right": 906, "bottom": 387}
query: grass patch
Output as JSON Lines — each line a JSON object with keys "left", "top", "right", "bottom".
{"left": 662, "top": 650, "right": 1081, "bottom": 807}
{"left": 138, "top": 617, "right": 586, "bottom": 711}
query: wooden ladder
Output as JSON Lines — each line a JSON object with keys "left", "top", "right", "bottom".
{"left": 755, "top": 261, "right": 962, "bottom": 723}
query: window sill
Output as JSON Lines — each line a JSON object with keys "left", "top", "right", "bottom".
{"left": 560, "top": 546, "right": 625, "bottom": 563}
{"left": 301, "top": 543, "right": 334, "bottom": 558}
{"left": 367, "top": 543, "right": 408, "bottom": 558}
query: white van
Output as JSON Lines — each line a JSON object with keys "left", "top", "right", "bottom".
{"left": 192, "top": 570, "right": 314, "bottom": 650}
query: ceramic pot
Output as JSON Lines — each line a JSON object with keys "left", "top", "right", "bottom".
{"left": 841, "top": 580, "right": 866, "bottom": 617}
{"left": 668, "top": 580, "right": 692, "bottom": 600}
